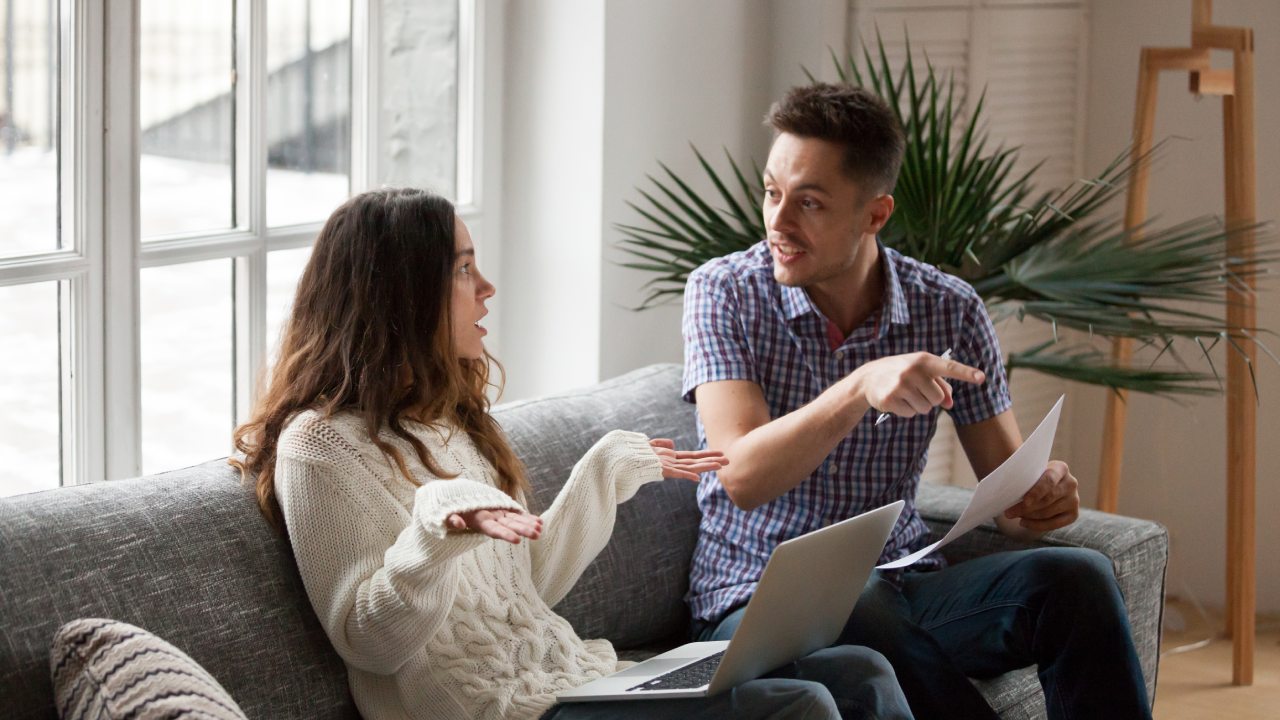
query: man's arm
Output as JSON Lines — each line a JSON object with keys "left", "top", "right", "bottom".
{"left": 953, "top": 409, "right": 1080, "bottom": 540}
{"left": 697, "top": 352, "right": 985, "bottom": 511}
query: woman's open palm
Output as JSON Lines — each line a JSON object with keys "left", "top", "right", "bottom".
{"left": 446, "top": 438, "right": 725, "bottom": 543}
{"left": 649, "top": 438, "right": 728, "bottom": 481}
{"left": 447, "top": 508, "right": 543, "bottom": 544}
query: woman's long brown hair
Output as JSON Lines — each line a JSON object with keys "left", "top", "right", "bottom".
{"left": 230, "top": 188, "right": 527, "bottom": 531}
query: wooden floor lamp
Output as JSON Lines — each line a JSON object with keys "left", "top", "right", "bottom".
{"left": 1094, "top": 0, "right": 1257, "bottom": 685}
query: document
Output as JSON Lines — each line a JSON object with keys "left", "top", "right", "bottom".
{"left": 877, "top": 395, "right": 1064, "bottom": 569}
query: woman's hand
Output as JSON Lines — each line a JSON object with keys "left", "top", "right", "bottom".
{"left": 446, "top": 508, "right": 544, "bottom": 544}
{"left": 649, "top": 438, "right": 729, "bottom": 481}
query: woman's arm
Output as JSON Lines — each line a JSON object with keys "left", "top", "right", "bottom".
{"left": 277, "top": 449, "right": 523, "bottom": 675}
{"left": 527, "top": 431, "right": 665, "bottom": 607}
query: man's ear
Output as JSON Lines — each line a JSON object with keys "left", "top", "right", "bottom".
{"left": 864, "top": 194, "right": 895, "bottom": 235}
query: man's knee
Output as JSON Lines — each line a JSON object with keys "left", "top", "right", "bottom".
{"left": 733, "top": 679, "right": 839, "bottom": 720}
{"left": 1030, "top": 548, "right": 1116, "bottom": 592}
{"left": 815, "top": 645, "right": 897, "bottom": 683}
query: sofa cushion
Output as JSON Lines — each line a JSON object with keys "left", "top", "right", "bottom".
{"left": 51, "top": 618, "right": 249, "bottom": 720}
{"left": 0, "top": 462, "right": 359, "bottom": 720}
{"left": 494, "top": 364, "right": 700, "bottom": 650}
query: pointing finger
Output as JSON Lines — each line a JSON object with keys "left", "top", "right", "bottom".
{"left": 926, "top": 355, "right": 986, "bottom": 385}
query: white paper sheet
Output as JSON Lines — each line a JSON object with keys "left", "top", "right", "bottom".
{"left": 877, "top": 395, "right": 1064, "bottom": 569}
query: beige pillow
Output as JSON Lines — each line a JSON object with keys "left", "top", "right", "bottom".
{"left": 50, "top": 618, "right": 248, "bottom": 720}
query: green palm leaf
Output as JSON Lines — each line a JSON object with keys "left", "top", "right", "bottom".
{"left": 615, "top": 31, "right": 1277, "bottom": 395}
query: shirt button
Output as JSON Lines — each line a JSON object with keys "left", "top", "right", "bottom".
{"left": 828, "top": 461, "right": 838, "bottom": 473}
{"left": 834, "top": 350, "right": 845, "bottom": 360}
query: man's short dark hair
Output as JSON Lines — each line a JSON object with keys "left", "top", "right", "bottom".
{"left": 765, "top": 83, "right": 905, "bottom": 196}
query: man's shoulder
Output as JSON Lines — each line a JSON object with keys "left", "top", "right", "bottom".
{"left": 886, "top": 246, "right": 982, "bottom": 306}
{"left": 688, "top": 241, "right": 773, "bottom": 291}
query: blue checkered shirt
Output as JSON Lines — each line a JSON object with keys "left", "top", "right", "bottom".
{"left": 682, "top": 240, "right": 1012, "bottom": 623}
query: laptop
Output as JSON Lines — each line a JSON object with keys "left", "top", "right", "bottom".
{"left": 555, "top": 500, "right": 904, "bottom": 702}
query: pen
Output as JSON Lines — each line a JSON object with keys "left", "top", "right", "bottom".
{"left": 875, "top": 348, "right": 952, "bottom": 426}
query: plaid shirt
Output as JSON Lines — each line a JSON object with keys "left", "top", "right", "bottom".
{"left": 682, "top": 240, "right": 1012, "bottom": 623}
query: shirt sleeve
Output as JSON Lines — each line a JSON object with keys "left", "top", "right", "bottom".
{"left": 528, "top": 430, "right": 665, "bottom": 608}
{"left": 948, "top": 293, "right": 1013, "bottom": 426}
{"left": 681, "top": 265, "right": 760, "bottom": 403}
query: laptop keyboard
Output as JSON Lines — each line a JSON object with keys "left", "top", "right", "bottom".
{"left": 627, "top": 651, "right": 726, "bottom": 692}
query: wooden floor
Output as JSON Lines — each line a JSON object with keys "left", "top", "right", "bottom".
{"left": 1154, "top": 599, "right": 1280, "bottom": 719}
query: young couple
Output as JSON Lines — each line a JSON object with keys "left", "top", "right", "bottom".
{"left": 232, "top": 84, "right": 1152, "bottom": 720}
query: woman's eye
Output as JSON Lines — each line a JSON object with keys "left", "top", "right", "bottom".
{"left": 461, "top": 264, "right": 471, "bottom": 276}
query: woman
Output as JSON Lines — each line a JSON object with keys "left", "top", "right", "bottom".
{"left": 232, "top": 188, "right": 911, "bottom": 720}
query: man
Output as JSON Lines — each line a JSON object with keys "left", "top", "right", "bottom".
{"left": 681, "top": 83, "right": 1152, "bottom": 720}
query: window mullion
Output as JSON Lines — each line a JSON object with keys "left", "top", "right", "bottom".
{"left": 240, "top": 0, "right": 268, "bottom": 416}
{"left": 101, "top": 0, "right": 141, "bottom": 481}
{"left": 350, "top": 0, "right": 377, "bottom": 193}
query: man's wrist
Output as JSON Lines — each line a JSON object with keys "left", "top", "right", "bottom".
{"left": 838, "top": 370, "right": 871, "bottom": 418}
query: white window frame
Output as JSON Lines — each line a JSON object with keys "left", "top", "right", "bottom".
{"left": 0, "top": 0, "right": 491, "bottom": 486}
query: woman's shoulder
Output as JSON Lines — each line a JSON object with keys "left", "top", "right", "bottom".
{"left": 278, "top": 408, "right": 371, "bottom": 466}
{"left": 277, "top": 409, "right": 462, "bottom": 479}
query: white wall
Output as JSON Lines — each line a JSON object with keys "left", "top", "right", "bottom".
{"left": 501, "top": 0, "right": 845, "bottom": 398}
{"left": 499, "top": 0, "right": 605, "bottom": 401}
{"left": 598, "top": 0, "right": 774, "bottom": 381}
{"left": 1071, "top": 0, "right": 1280, "bottom": 612}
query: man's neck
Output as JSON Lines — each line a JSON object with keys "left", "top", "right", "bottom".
{"left": 805, "top": 236, "right": 884, "bottom": 338}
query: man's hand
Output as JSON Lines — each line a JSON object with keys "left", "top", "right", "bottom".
{"left": 1002, "top": 460, "right": 1080, "bottom": 532}
{"left": 852, "top": 351, "right": 986, "bottom": 418}
{"left": 649, "top": 438, "right": 729, "bottom": 480}
{"left": 447, "top": 508, "right": 543, "bottom": 544}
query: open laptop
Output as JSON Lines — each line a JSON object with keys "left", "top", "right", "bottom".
{"left": 555, "top": 500, "right": 904, "bottom": 702}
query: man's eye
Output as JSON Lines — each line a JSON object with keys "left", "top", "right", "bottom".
{"left": 803, "top": 199, "right": 820, "bottom": 209}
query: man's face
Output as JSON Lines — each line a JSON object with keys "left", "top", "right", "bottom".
{"left": 762, "top": 133, "right": 880, "bottom": 288}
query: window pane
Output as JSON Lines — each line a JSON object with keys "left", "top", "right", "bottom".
{"left": 0, "top": 281, "right": 62, "bottom": 496}
{"left": 267, "top": 0, "right": 351, "bottom": 227}
{"left": 378, "top": 0, "right": 458, "bottom": 198}
{"left": 140, "top": 259, "right": 234, "bottom": 475}
{"left": 266, "top": 245, "right": 312, "bottom": 366}
{"left": 0, "top": 0, "right": 58, "bottom": 258}
{"left": 140, "top": 1, "right": 234, "bottom": 239}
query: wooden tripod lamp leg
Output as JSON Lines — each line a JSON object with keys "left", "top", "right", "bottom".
{"left": 1224, "top": 38, "right": 1257, "bottom": 688}
{"left": 1097, "top": 50, "right": 1160, "bottom": 514}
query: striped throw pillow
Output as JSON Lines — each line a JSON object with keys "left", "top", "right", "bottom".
{"left": 50, "top": 618, "right": 248, "bottom": 720}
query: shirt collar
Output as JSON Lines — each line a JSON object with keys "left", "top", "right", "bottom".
{"left": 777, "top": 239, "right": 912, "bottom": 331}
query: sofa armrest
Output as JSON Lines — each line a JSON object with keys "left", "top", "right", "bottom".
{"left": 914, "top": 482, "right": 1168, "bottom": 702}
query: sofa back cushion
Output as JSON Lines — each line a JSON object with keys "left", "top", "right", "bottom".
{"left": 494, "top": 364, "right": 699, "bottom": 649}
{"left": 0, "top": 462, "right": 359, "bottom": 720}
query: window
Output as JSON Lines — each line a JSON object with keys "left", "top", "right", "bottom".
{"left": 0, "top": 0, "right": 484, "bottom": 495}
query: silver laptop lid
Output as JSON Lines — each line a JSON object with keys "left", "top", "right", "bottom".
{"left": 705, "top": 500, "right": 904, "bottom": 695}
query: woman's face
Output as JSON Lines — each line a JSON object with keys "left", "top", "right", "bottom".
{"left": 451, "top": 217, "right": 496, "bottom": 360}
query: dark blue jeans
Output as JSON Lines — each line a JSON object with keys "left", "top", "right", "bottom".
{"left": 699, "top": 548, "right": 1152, "bottom": 720}
{"left": 542, "top": 645, "right": 913, "bottom": 720}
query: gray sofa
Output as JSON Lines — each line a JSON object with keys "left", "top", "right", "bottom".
{"left": 0, "top": 364, "right": 1167, "bottom": 719}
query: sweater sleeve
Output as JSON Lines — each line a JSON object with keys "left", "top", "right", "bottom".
{"left": 528, "top": 430, "right": 665, "bottom": 608}
{"left": 276, "top": 427, "right": 523, "bottom": 676}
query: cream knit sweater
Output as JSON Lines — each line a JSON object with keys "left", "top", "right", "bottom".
{"left": 274, "top": 410, "right": 666, "bottom": 720}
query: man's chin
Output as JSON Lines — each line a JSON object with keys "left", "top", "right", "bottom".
{"left": 772, "top": 265, "right": 811, "bottom": 288}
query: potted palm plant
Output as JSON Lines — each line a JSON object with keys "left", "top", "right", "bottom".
{"left": 617, "top": 36, "right": 1275, "bottom": 398}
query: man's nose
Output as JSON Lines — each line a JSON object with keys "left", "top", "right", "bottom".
{"left": 768, "top": 196, "right": 796, "bottom": 233}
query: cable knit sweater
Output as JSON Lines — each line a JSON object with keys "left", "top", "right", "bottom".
{"left": 274, "top": 410, "right": 666, "bottom": 720}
